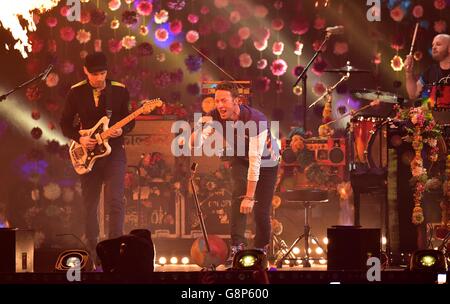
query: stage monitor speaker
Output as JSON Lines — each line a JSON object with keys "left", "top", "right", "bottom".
{"left": 0, "top": 228, "right": 34, "bottom": 273}
{"left": 327, "top": 226, "right": 380, "bottom": 271}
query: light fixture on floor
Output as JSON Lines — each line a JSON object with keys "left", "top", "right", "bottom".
{"left": 409, "top": 249, "right": 447, "bottom": 272}
{"left": 232, "top": 249, "right": 268, "bottom": 270}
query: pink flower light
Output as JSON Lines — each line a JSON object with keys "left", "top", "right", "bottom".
{"left": 186, "top": 30, "right": 199, "bottom": 43}
{"left": 270, "top": 59, "right": 288, "bottom": 76}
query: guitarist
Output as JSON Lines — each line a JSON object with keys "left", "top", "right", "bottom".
{"left": 60, "top": 52, "right": 135, "bottom": 255}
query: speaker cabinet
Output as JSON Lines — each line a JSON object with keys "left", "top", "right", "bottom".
{"left": 327, "top": 226, "right": 380, "bottom": 271}
{"left": 0, "top": 228, "right": 34, "bottom": 273}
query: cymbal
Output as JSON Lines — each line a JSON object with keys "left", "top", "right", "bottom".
{"left": 351, "top": 89, "right": 398, "bottom": 104}
{"left": 324, "top": 65, "right": 371, "bottom": 73}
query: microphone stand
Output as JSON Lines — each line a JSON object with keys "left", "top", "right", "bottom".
{"left": 0, "top": 66, "right": 51, "bottom": 102}
{"left": 293, "top": 32, "right": 332, "bottom": 131}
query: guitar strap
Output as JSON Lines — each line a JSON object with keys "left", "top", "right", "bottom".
{"left": 104, "top": 79, "right": 113, "bottom": 119}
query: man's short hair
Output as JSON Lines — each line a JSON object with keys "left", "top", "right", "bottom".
{"left": 215, "top": 82, "right": 239, "bottom": 98}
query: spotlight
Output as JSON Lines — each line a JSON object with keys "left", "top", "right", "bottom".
{"left": 170, "top": 257, "right": 178, "bottom": 264}
{"left": 181, "top": 257, "right": 189, "bottom": 265}
{"left": 232, "top": 249, "right": 268, "bottom": 270}
{"left": 409, "top": 249, "right": 448, "bottom": 272}
{"left": 158, "top": 257, "right": 167, "bottom": 265}
{"left": 55, "top": 249, "right": 92, "bottom": 271}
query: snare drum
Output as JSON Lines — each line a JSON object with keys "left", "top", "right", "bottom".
{"left": 350, "top": 116, "right": 387, "bottom": 169}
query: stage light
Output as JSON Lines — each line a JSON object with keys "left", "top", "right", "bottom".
{"left": 409, "top": 249, "right": 448, "bottom": 272}
{"left": 181, "top": 257, "right": 189, "bottom": 265}
{"left": 307, "top": 248, "right": 312, "bottom": 254}
{"left": 292, "top": 247, "right": 300, "bottom": 255}
{"left": 170, "top": 257, "right": 178, "bottom": 264}
{"left": 319, "top": 258, "right": 327, "bottom": 265}
{"left": 323, "top": 237, "right": 329, "bottom": 245}
{"left": 315, "top": 247, "right": 324, "bottom": 255}
{"left": 232, "top": 249, "right": 268, "bottom": 270}
{"left": 55, "top": 249, "right": 92, "bottom": 271}
{"left": 158, "top": 257, "right": 167, "bottom": 265}
{"left": 382, "top": 236, "right": 387, "bottom": 245}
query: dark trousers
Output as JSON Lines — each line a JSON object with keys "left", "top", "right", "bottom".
{"left": 230, "top": 159, "right": 278, "bottom": 248}
{"left": 80, "top": 147, "right": 126, "bottom": 249}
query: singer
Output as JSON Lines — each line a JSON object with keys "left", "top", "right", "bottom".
{"left": 59, "top": 52, "right": 135, "bottom": 260}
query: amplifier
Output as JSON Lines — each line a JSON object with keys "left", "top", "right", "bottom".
{"left": 305, "top": 137, "right": 346, "bottom": 166}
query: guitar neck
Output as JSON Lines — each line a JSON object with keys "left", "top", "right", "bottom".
{"left": 101, "top": 107, "right": 144, "bottom": 139}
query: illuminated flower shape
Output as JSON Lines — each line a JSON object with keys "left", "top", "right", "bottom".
{"left": 170, "top": 41, "right": 183, "bottom": 54}
{"left": 413, "top": 51, "right": 423, "bottom": 61}
{"left": 31, "top": 127, "right": 42, "bottom": 140}
{"left": 80, "top": 50, "right": 88, "bottom": 59}
{"left": 111, "top": 19, "right": 120, "bottom": 29}
{"left": 290, "top": 19, "right": 309, "bottom": 35}
{"left": 294, "top": 41, "right": 304, "bottom": 56}
{"left": 217, "top": 40, "right": 227, "bottom": 50}
{"left": 47, "top": 39, "right": 57, "bottom": 53}
{"left": 229, "top": 11, "right": 241, "bottom": 24}
{"left": 170, "top": 19, "right": 183, "bottom": 35}
{"left": 167, "top": 0, "right": 186, "bottom": 10}
{"left": 137, "top": 42, "right": 153, "bottom": 57}
{"left": 257, "top": 59, "right": 267, "bottom": 70}
{"left": 333, "top": 41, "right": 348, "bottom": 55}
{"left": 122, "top": 10, "right": 138, "bottom": 27}
{"left": 108, "top": 0, "right": 121, "bottom": 11}
{"left": 239, "top": 53, "right": 252, "bottom": 68}
{"left": 184, "top": 54, "right": 202, "bottom": 72}
{"left": 412, "top": 5, "right": 423, "bottom": 18}
{"left": 390, "top": 6, "right": 405, "bottom": 22}
{"left": 254, "top": 39, "right": 268, "bottom": 51}
{"left": 139, "top": 25, "right": 149, "bottom": 36}
{"left": 156, "top": 53, "right": 166, "bottom": 62}
{"left": 121, "top": 35, "right": 136, "bottom": 49}
{"left": 108, "top": 38, "right": 122, "bottom": 53}
{"left": 43, "top": 182, "right": 61, "bottom": 201}
{"left": 125, "top": 0, "right": 134, "bottom": 4}
{"left": 31, "top": 110, "right": 40, "bottom": 120}
{"left": 252, "top": 26, "right": 270, "bottom": 42}
{"left": 199, "top": 22, "right": 212, "bottom": 35}
{"left": 238, "top": 27, "right": 251, "bottom": 40}
{"left": 46, "top": 16, "right": 57, "bottom": 28}
{"left": 80, "top": 10, "right": 91, "bottom": 25}
{"left": 61, "top": 60, "right": 74, "bottom": 74}
{"left": 91, "top": 8, "right": 106, "bottom": 26}
{"left": 254, "top": 5, "right": 268, "bottom": 18}
{"left": 272, "top": 41, "right": 284, "bottom": 56}
{"left": 272, "top": 18, "right": 284, "bottom": 31}
{"left": 155, "top": 28, "right": 169, "bottom": 42}
{"left": 390, "top": 55, "right": 404, "bottom": 72}
{"left": 214, "top": 0, "right": 229, "bottom": 8}
{"left": 434, "top": 20, "right": 447, "bottom": 33}
{"left": 29, "top": 34, "right": 44, "bottom": 53}
{"left": 255, "top": 76, "right": 271, "bottom": 93}
{"left": 373, "top": 52, "right": 382, "bottom": 65}
{"left": 313, "top": 81, "right": 326, "bottom": 97}
{"left": 60, "top": 5, "right": 70, "bottom": 17}
{"left": 137, "top": 0, "right": 153, "bottom": 16}
{"left": 312, "top": 39, "right": 327, "bottom": 52}
{"left": 154, "top": 10, "right": 169, "bottom": 24}
{"left": 311, "top": 57, "right": 327, "bottom": 76}
{"left": 60, "top": 26, "right": 75, "bottom": 42}
{"left": 46, "top": 72, "right": 59, "bottom": 88}
{"left": 274, "top": 0, "right": 283, "bottom": 10}
{"left": 76, "top": 29, "right": 91, "bottom": 44}
{"left": 212, "top": 15, "right": 231, "bottom": 34}
{"left": 313, "top": 16, "right": 326, "bottom": 30}
{"left": 434, "top": 0, "right": 447, "bottom": 10}
{"left": 229, "top": 34, "right": 243, "bottom": 49}
{"left": 188, "top": 14, "right": 199, "bottom": 24}
{"left": 186, "top": 30, "right": 199, "bottom": 43}
{"left": 62, "top": 187, "right": 75, "bottom": 203}
{"left": 270, "top": 59, "right": 288, "bottom": 76}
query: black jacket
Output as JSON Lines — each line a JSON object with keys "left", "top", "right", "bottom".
{"left": 60, "top": 79, "right": 135, "bottom": 149}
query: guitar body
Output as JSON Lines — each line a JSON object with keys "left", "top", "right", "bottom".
{"left": 69, "top": 116, "right": 112, "bottom": 175}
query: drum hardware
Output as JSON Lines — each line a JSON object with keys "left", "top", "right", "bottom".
{"left": 309, "top": 72, "right": 350, "bottom": 109}
{"left": 324, "top": 61, "right": 371, "bottom": 74}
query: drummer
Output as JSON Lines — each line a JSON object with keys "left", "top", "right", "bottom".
{"left": 405, "top": 34, "right": 450, "bottom": 100}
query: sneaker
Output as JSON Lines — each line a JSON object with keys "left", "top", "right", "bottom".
{"left": 223, "top": 243, "right": 245, "bottom": 268}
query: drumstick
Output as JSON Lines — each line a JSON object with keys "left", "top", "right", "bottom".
{"left": 409, "top": 22, "right": 419, "bottom": 56}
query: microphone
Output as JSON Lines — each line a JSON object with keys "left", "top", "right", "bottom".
{"left": 325, "top": 25, "right": 345, "bottom": 35}
{"left": 41, "top": 64, "right": 53, "bottom": 81}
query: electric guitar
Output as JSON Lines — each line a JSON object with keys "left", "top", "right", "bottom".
{"left": 69, "top": 98, "right": 163, "bottom": 175}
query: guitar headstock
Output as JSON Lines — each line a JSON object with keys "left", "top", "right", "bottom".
{"left": 142, "top": 98, "right": 163, "bottom": 114}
